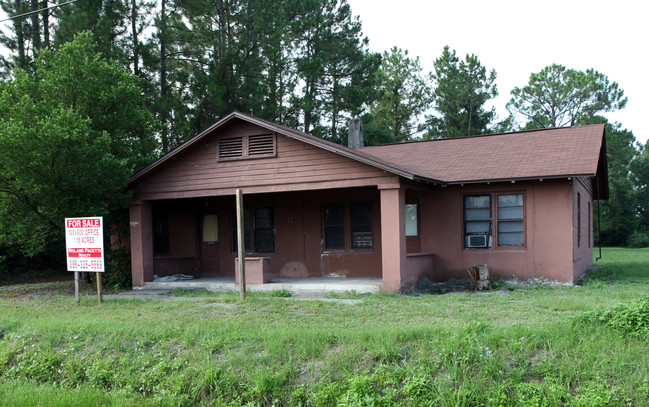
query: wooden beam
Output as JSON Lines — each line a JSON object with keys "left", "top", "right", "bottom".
{"left": 236, "top": 189, "right": 246, "bottom": 300}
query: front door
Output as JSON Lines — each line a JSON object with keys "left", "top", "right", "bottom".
{"left": 199, "top": 214, "right": 220, "bottom": 276}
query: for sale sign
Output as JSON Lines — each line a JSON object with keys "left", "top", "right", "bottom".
{"left": 65, "top": 217, "right": 105, "bottom": 272}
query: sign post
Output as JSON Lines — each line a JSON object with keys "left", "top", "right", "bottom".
{"left": 65, "top": 217, "right": 105, "bottom": 305}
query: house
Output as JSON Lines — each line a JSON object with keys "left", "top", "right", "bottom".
{"left": 127, "top": 112, "right": 608, "bottom": 291}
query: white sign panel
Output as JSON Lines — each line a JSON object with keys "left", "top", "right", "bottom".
{"left": 65, "top": 217, "right": 105, "bottom": 272}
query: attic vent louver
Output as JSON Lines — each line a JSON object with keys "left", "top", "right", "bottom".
{"left": 218, "top": 137, "right": 243, "bottom": 159}
{"left": 249, "top": 134, "right": 275, "bottom": 156}
{"left": 217, "top": 133, "right": 276, "bottom": 161}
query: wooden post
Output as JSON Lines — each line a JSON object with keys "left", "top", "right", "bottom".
{"left": 74, "top": 271, "right": 80, "bottom": 304}
{"left": 236, "top": 189, "right": 246, "bottom": 300}
{"left": 96, "top": 272, "right": 103, "bottom": 304}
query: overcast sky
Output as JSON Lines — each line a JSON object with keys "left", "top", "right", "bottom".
{"left": 347, "top": 0, "right": 649, "bottom": 143}
{"left": 1, "top": 1, "right": 647, "bottom": 143}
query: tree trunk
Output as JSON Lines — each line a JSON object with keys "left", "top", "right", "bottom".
{"left": 14, "top": 0, "right": 26, "bottom": 69}
{"left": 131, "top": 0, "right": 139, "bottom": 75}
{"left": 30, "top": 0, "right": 40, "bottom": 54}
{"left": 41, "top": 0, "right": 48, "bottom": 49}
{"left": 160, "top": 0, "right": 169, "bottom": 152}
{"left": 467, "top": 92, "right": 473, "bottom": 137}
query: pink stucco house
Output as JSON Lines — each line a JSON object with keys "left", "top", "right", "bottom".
{"left": 127, "top": 112, "right": 607, "bottom": 291}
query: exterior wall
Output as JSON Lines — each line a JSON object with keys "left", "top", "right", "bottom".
{"left": 413, "top": 179, "right": 577, "bottom": 282}
{"left": 129, "top": 202, "right": 153, "bottom": 286}
{"left": 404, "top": 253, "right": 435, "bottom": 287}
{"left": 132, "top": 120, "right": 396, "bottom": 201}
{"left": 572, "top": 177, "right": 595, "bottom": 280}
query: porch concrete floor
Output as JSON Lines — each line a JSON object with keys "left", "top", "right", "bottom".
{"left": 141, "top": 277, "right": 382, "bottom": 295}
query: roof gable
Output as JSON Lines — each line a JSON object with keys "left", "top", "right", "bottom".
{"left": 129, "top": 112, "right": 430, "bottom": 185}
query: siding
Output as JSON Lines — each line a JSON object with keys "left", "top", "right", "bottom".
{"left": 133, "top": 121, "right": 396, "bottom": 200}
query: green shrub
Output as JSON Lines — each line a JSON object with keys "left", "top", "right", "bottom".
{"left": 267, "top": 289, "right": 292, "bottom": 298}
{"left": 628, "top": 231, "right": 649, "bottom": 248}
{"left": 579, "top": 297, "right": 649, "bottom": 338}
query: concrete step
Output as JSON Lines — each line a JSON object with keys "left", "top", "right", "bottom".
{"left": 142, "top": 277, "right": 382, "bottom": 294}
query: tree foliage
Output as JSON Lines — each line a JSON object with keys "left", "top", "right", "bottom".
{"left": 588, "top": 118, "right": 639, "bottom": 246}
{"left": 369, "top": 47, "right": 430, "bottom": 142}
{"left": 631, "top": 143, "right": 649, "bottom": 243}
{"left": 0, "top": 32, "right": 158, "bottom": 258}
{"left": 507, "top": 64, "right": 627, "bottom": 129}
{"left": 427, "top": 46, "right": 497, "bottom": 139}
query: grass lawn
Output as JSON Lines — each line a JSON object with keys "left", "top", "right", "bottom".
{"left": 1, "top": 247, "right": 649, "bottom": 406}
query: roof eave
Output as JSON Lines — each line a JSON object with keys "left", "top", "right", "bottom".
{"left": 445, "top": 173, "right": 597, "bottom": 185}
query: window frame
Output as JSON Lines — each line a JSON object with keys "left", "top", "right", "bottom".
{"left": 350, "top": 202, "right": 373, "bottom": 249}
{"left": 463, "top": 192, "right": 526, "bottom": 250}
{"left": 322, "top": 201, "right": 374, "bottom": 252}
{"left": 217, "top": 133, "right": 276, "bottom": 161}
{"left": 231, "top": 207, "right": 275, "bottom": 254}
{"left": 577, "top": 192, "right": 581, "bottom": 248}
{"left": 464, "top": 194, "right": 493, "bottom": 249}
{"left": 323, "top": 203, "right": 346, "bottom": 250}
{"left": 496, "top": 193, "right": 525, "bottom": 247}
{"left": 153, "top": 213, "right": 170, "bottom": 255}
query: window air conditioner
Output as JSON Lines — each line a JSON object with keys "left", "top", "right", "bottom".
{"left": 468, "top": 235, "right": 488, "bottom": 248}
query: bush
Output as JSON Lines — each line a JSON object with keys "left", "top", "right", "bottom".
{"left": 579, "top": 297, "right": 649, "bottom": 338}
{"left": 628, "top": 231, "right": 649, "bottom": 248}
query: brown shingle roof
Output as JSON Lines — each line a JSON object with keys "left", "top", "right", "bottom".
{"left": 130, "top": 112, "right": 606, "bottom": 199}
{"left": 360, "top": 124, "right": 606, "bottom": 184}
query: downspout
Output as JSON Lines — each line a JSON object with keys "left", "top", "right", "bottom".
{"left": 595, "top": 176, "right": 602, "bottom": 261}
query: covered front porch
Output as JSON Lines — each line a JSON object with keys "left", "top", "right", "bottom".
{"left": 129, "top": 185, "right": 434, "bottom": 292}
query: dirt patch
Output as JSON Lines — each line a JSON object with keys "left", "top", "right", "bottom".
{"left": 0, "top": 271, "right": 71, "bottom": 286}
{"left": 0, "top": 279, "right": 107, "bottom": 300}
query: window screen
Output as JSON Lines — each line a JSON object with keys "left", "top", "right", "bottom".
{"left": 153, "top": 214, "right": 169, "bottom": 254}
{"left": 464, "top": 195, "right": 492, "bottom": 248}
{"left": 497, "top": 194, "right": 524, "bottom": 246}
{"left": 350, "top": 202, "right": 372, "bottom": 249}
{"left": 324, "top": 204, "right": 345, "bottom": 249}
{"left": 254, "top": 208, "right": 275, "bottom": 252}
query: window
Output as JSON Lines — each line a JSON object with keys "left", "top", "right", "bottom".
{"left": 577, "top": 192, "right": 581, "bottom": 248}
{"left": 405, "top": 204, "right": 418, "bottom": 237}
{"left": 497, "top": 194, "right": 524, "bottom": 246}
{"left": 202, "top": 215, "right": 218, "bottom": 243}
{"left": 464, "top": 195, "right": 492, "bottom": 248}
{"left": 324, "top": 204, "right": 345, "bottom": 249}
{"left": 153, "top": 214, "right": 169, "bottom": 254}
{"left": 588, "top": 202, "right": 593, "bottom": 248}
{"left": 350, "top": 203, "right": 372, "bottom": 249}
{"left": 323, "top": 202, "right": 373, "bottom": 250}
{"left": 218, "top": 133, "right": 276, "bottom": 160}
{"left": 464, "top": 193, "right": 525, "bottom": 249}
{"left": 254, "top": 208, "right": 275, "bottom": 252}
{"left": 232, "top": 208, "right": 274, "bottom": 253}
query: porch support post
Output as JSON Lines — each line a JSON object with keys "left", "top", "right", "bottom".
{"left": 129, "top": 201, "right": 153, "bottom": 287}
{"left": 379, "top": 185, "right": 407, "bottom": 292}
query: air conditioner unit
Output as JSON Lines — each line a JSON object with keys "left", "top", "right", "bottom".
{"left": 467, "top": 235, "right": 488, "bottom": 248}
